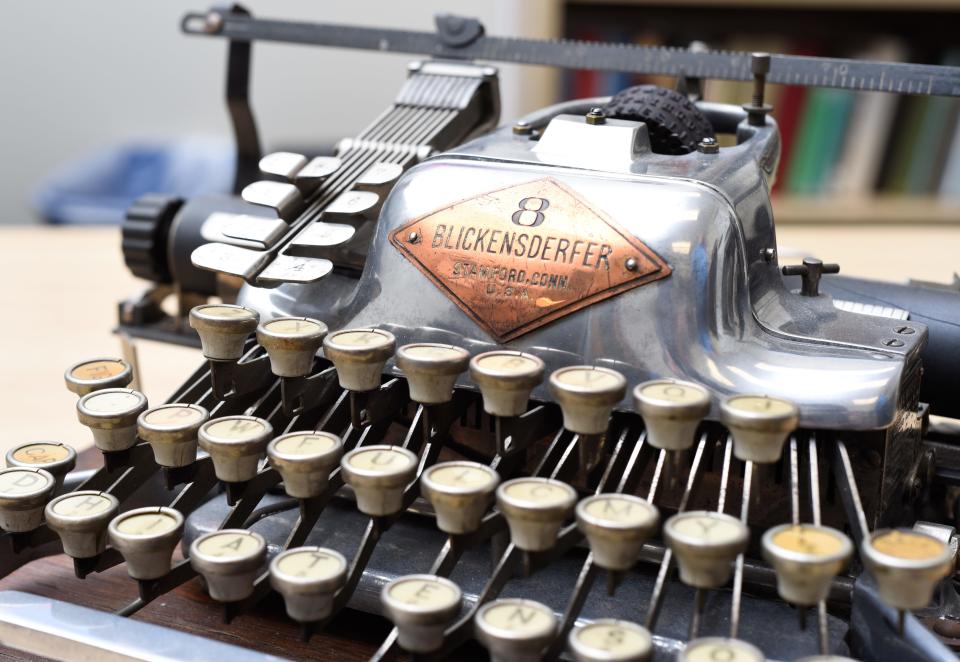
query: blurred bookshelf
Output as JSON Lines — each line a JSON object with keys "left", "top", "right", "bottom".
{"left": 532, "top": 0, "right": 960, "bottom": 224}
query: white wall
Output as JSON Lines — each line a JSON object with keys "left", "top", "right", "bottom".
{"left": 0, "top": 0, "right": 560, "bottom": 224}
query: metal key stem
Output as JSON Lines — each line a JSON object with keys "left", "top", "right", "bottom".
{"left": 728, "top": 458, "right": 754, "bottom": 639}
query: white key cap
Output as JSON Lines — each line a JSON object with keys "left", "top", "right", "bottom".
{"left": 340, "top": 445, "right": 418, "bottom": 516}
{"left": 633, "top": 379, "right": 711, "bottom": 451}
{"left": 395, "top": 343, "right": 470, "bottom": 405}
{"left": 45, "top": 490, "right": 120, "bottom": 558}
{"left": 323, "top": 328, "right": 397, "bottom": 392}
{"left": 323, "top": 190, "right": 379, "bottom": 222}
{"left": 257, "top": 317, "right": 328, "bottom": 378}
{"left": 5, "top": 442, "right": 77, "bottom": 489}
{"left": 241, "top": 180, "right": 303, "bottom": 220}
{"left": 381, "top": 574, "right": 461, "bottom": 653}
{"left": 475, "top": 598, "right": 557, "bottom": 662}
{"left": 267, "top": 431, "right": 343, "bottom": 499}
{"left": 76, "top": 389, "right": 148, "bottom": 453}
{"left": 568, "top": 619, "right": 652, "bottom": 662}
{"left": 108, "top": 506, "right": 184, "bottom": 580}
{"left": 0, "top": 468, "right": 55, "bottom": 532}
{"left": 198, "top": 416, "right": 273, "bottom": 483}
{"left": 289, "top": 222, "right": 356, "bottom": 248}
{"left": 548, "top": 366, "right": 626, "bottom": 435}
{"left": 270, "top": 546, "right": 347, "bottom": 622}
{"left": 257, "top": 255, "right": 334, "bottom": 285}
{"left": 576, "top": 494, "right": 659, "bottom": 571}
{"left": 201, "top": 212, "right": 288, "bottom": 249}
{"left": 720, "top": 394, "right": 799, "bottom": 464}
{"left": 496, "top": 477, "right": 577, "bottom": 552}
{"left": 191, "top": 242, "right": 270, "bottom": 280}
{"left": 469, "top": 351, "right": 545, "bottom": 418}
{"left": 294, "top": 156, "right": 341, "bottom": 192}
{"left": 188, "top": 304, "right": 259, "bottom": 361}
{"left": 138, "top": 403, "right": 209, "bottom": 468}
{"left": 259, "top": 151, "right": 308, "bottom": 181}
{"left": 663, "top": 511, "right": 749, "bottom": 588}
{"left": 420, "top": 461, "right": 499, "bottom": 534}
{"left": 190, "top": 529, "right": 267, "bottom": 602}
{"left": 680, "top": 637, "right": 764, "bottom": 662}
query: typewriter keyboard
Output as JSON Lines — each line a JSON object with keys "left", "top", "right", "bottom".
{"left": 0, "top": 303, "right": 950, "bottom": 661}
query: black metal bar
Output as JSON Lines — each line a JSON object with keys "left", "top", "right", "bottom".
{"left": 182, "top": 9, "right": 960, "bottom": 97}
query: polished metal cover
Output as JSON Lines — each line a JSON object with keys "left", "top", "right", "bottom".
{"left": 238, "top": 108, "right": 925, "bottom": 431}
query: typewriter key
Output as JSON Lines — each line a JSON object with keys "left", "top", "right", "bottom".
{"left": 356, "top": 162, "right": 404, "bottom": 193}
{"left": 395, "top": 343, "right": 470, "bottom": 404}
{"left": 720, "top": 394, "right": 799, "bottom": 463}
{"left": 496, "top": 477, "right": 577, "bottom": 552}
{"left": 420, "top": 461, "right": 499, "bottom": 534}
{"left": 294, "top": 156, "right": 342, "bottom": 192}
{"left": 762, "top": 523, "right": 853, "bottom": 606}
{"left": 256, "top": 316, "right": 328, "bottom": 378}
{"left": 680, "top": 637, "right": 764, "bottom": 662}
{"left": 469, "top": 351, "right": 546, "bottom": 418}
{"left": 340, "top": 445, "right": 418, "bottom": 516}
{"left": 633, "top": 379, "right": 711, "bottom": 451}
{"left": 76, "top": 388, "right": 148, "bottom": 453}
{"left": 108, "top": 506, "right": 184, "bottom": 580}
{"left": 190, "top": 529, "right": 267, "bottom": 602}
{"left": 198, "top": 416, "right": 273, "bottom": 483}
{"left": 270, "top": 546, "right": 348, "bottom": 622}
{"left": 138, "top": 404, "right": 209, "bottom": 468}
{"left": 0, "top": 468, "right": 55, "bottom": 532}
{"left": 45, "top": 490, "right": 119, "bottom": 558}
{"left": 663, "top": 511, "right": 749, "bottom": 588}
{"left": 188, "top": 304, "right": 260, "bottom": 361}
{"left": 258, "top": 151, "right": 308, "bottom": 181}
{"left": 795, "top": 656, "right": 858, "bottom": 662}
{"left": 381, "top": 574, "right": 462, "bottom": 653}
{"left": 323, "top": 328, "right": 397, "bottom": 392}
{"left": 5, "top": 442, "right": 76, "bottom": 489}
{"left": 861, "top": 528, "right": 953, "bottom": 611}
{"left": 240, "top": 180, "right": 304, "bottom": 220}
{"left": 576, "top": 494, "right": 659, "bottom": 571}
{"left": 475, "top": 598, "right": 558, "bottom": 662}
{"left": 64, "top": 358, "right": 132, "bottom": 396}
{"left": 549, "top": 366, "right": 627, "bottom": 435}
{"left": 568, "top": 619, "right": 652, "bottom": 662}
{"left": 267, "top": 431, "right": 343, "bottom": 499}
{"left": 323, "top": 190, "right": 380, "bottom": 223}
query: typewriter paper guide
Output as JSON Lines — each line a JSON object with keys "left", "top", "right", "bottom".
{"left": 388, "top": 177, "right": 671, "bottom": 342}
{"left": 244, "top": 159, "right": 915, "bottom": 431}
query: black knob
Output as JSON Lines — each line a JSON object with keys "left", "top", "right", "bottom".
{"left": 782, "top": 257, "right": 840, "bottom": 297}
{"left": 121, "top": 194, "right": 184, "bottom": 283}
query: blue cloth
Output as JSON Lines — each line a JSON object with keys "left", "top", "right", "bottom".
{"left": 33, "top": 137, "right": 235, "bottom": 224}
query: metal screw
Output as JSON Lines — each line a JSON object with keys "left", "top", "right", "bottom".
{"left": 585, "top": 107, "right": 607, "bottom": 125}
{"left": 204, "top": 11, "right": 224, "bottom": 33}
{"left": 751, "top": 53, "right": 771, "bottom": 107}
{"left": 894, "top": 326, "right": 916, "bottom": 335}
{"left": 408, "top": 231, "right": 420, "bottom": 244}
{"left": 513, "top": 121, "right": 533, "bottom": 136}
{"left": 697, "top": 137, "right": 719, "bottom": 154}
{"left": 760, "top": 247, "right": 776, "bottom": 262}
{"left": 882, "top": 338, "right": 905, "bottom": 348}
{"left": 625, "top": 257, "right": 638, "bottom": 272}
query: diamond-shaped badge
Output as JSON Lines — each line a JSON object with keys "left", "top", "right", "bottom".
{"left": 390, "top": 178, "right": 671, "bottom": 341}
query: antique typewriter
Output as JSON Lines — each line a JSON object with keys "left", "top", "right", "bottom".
{"left": 4, "top": 6, "right": 960, "bottom": 661}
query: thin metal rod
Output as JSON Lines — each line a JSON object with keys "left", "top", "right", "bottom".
{"left": 645, "top": 433, "right": 708, "bottom": 630}
{"left": 689, "top": 588, "right": 706, "bottom": 640}
{"left": 717, "top": 436, "right": 733, "bottom": 514}
{"left": 833, "top": 440, "right": 869, "bottom": 547}
{"left": 729, "top": 460, "right": 753, "bottom": 639}
{"left": 808, "top": 435, "right": 822, "bottom": 526}
{"left": 789, "top": 436, "right": 800, "bottom": 524}
{"left": 646, "top": 449, "right": 667, "bottom": 502}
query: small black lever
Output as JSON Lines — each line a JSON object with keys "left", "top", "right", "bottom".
{"left": 782, "top": 257, "right": 840, "bottom": 297}
{"left": 434, "top": 14, "right": 485, "bottom": 48}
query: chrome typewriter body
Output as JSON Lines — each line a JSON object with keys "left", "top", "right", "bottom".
{"left": 5, "top": 7, "right": 960, "bottom": 662}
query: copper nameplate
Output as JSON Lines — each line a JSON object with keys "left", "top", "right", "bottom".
{"left": 390, "top": 178, "right": 671, "bottom": 341}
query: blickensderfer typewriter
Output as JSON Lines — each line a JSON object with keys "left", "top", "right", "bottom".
{"left": 5, "top": 6, "right": 960, "bottom": 662}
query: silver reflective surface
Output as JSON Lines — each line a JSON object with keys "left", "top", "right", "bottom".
{"left": 238, "top": 112, "right": 923, "bottom": 430}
